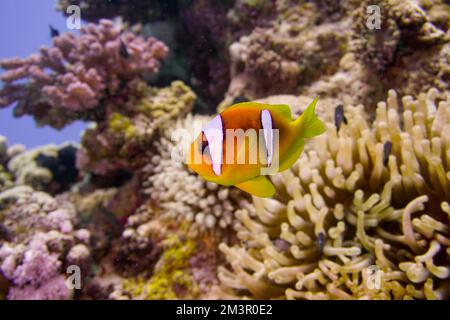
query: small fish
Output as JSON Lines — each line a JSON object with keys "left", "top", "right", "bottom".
{"left": 334, "top": 104, "right": 347, "bottom": 131}
{"left": 187, "top": 98, "right": 326, "bottom": 197}
{"left": 232, "top": 95, "right": 249, "bottom": 104}
{"left": 49, "top": 25, "right": 60, "bottom": 38}
{"left": 383, "top": 141, "right": 392, "bottom": 166}
{"left": 119, "top": 39, "right": 130, "bottom": 59}
{"left": 317, "top": 232, "right": 325, "bottom": 254}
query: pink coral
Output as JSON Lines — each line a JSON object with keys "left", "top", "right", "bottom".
{"left": 0, "top": 19, "right": 168, "bottom": 128}
{"left": 7, "top": 275, "right": 72, "bottom": 300}
{"left": 0, "top": 187, "right": 90, "bottom": 300}
{"left": 10, "top": 234, "right": 61, "bottom": 287}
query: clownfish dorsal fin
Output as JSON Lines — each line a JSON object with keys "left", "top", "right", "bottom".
{"left": 227, "top": 102, "right": 292, "bottom": 121}
{"left": 235, "top": 176, "right": 276, "bottom": 198}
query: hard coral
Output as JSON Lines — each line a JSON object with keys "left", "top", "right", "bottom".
{"left": 217, "top": 88, "right": 450, "bottom": 300}
{"left": 222, "top": 0, "right": 353, "bottom": 108}
{"left": 226, "top": 0, "right": 277, "bottom": 41}
{"left": 76, "top": 80, "right": 195, "bottom": 174}
{"left": 7, "top": 143, "right": 78, "bottom": 194}
{"left": 223, "top": 0, "right": 450, "bottom": 111}
{"left": 0, "top": 136, "right": 13, "bottom": 193}
{"left": 140, "top": 114, "right": 251, "bottom": 233}
{"left": 0, "top": 186, "right": 91, "bottom": 299}
{"left": 351, "top": 0, "right": 450, "bottom": 101}
{"left": 115, "top": 205, "right": 164, "bottom": 277}
{"left": 112, "top": 234, "right": 198, "bottom": 300}
{"left": 0, "top": 19, "right": 168, "bottom": 129}
{"left": 179, "top": 0, "right": 232, "bottom": 107}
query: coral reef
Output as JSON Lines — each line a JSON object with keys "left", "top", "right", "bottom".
{"left": 350, "top": 0, "right": 450, "bottom": 102}
{"left": 226, "top": 0, "right": 277, "bottom": 41}
{"left": 0, "top": 136, "right": 14, "bottom": 193}
{"left": 6, "top": 143, "right": 78, "bottom": 194}
{"left": 221, "top": 0, "right": 450, "bottom": 110}
{"left": 76, "top": 80, "right": 195, "bottom": 174}
{"left": 1, "top": 0, "right": 450, "bottom": 301}
{"left": 110, "top": 226, "right": 226, "bottom": 300}
{"left": 139, "top": 115, "right": 251, "bottom": 233}
{"left": 0, "top": 186, "right": 91, "bottom": 299}
{"left": 0, "top": 19, "right": 168, "bottom": 128}
{"left": 114, "top": 234, "right": 197, "bottom": 299}
{"left": 216, "top": 88, "right": 450, "bottom": 299}
{"left": 221, "top": 0, "right": 357, "bottom": 108}
{"left": 178, "top": 0, "right": 232, "bottom": 108}
{"left": 57, "top": 1, "right": 232, "bottom": 109}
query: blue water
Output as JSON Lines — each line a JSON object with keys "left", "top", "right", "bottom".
{"left": 0, "top": 0, "right": 86, "bottom": 148}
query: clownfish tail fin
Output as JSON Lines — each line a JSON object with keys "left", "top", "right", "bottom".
{"left": 295, "top": 97, "right": 326, "bottom": 138}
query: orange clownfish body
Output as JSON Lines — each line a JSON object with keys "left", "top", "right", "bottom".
{"left": 187, "top": 98, "right": 325, "bottom": 197}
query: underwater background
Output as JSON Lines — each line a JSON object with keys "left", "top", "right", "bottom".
{"left": 0, "top": 0, "right": 449, "bottom": 300}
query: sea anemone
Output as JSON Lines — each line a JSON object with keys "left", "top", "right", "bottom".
{"left": 217, "top": 88, "right": 450, "bottom": 300}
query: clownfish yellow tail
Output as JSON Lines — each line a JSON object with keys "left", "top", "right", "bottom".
{"left": 295, "top": 97, "right": 326, "bottom": 138}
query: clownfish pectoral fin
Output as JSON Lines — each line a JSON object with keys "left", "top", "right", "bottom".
{"left": 235, "top": 176, "right": 276, "bottom": 198}
{"left": 278, "top": 139, "right": 305, "bottom": 172}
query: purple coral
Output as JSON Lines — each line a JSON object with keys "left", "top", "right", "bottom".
{"left": 9, "top": 234, "right": 61, "bottom": 287}
{"left": 0, "top": 187, "right": 91, "bottom": 300}
{"left": 7, "top": 275, "right": 72, "bottom": 300}
{"left": 0, "top": 19, "right": 168, "bottom": 128}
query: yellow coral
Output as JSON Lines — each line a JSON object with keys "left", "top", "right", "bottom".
{"left": 109, "top": 113, "right": 137, "bottom": 139}
{"left": 122, "top": 235, "right": 199, "bottom": 300}
{"left": 139, "top": 81, "right": 196, "bottom": 120}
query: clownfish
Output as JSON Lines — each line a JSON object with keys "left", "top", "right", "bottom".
{"left": 187, "top": 98, "right": 326, "bottom": 198}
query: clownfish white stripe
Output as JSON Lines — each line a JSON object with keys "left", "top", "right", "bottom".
{"left": 261, "top": 109, "right": 273, "bottom": 166}
{"left": 203, "top": 114, "right": 223, "bottom": 176}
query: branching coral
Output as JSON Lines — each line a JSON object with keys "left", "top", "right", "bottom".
{"left": 57, "top": 0, "right": 232, "bottom": 108}
{"left": 0, "top": 186, "right": 91, "bottom": 299}
{"left": 0, "top": 19, "right": 168, "bottom": 129}
{"left": 76, "top": 80, "right": 195, "bottom": 174}
{"left": 216, "top": 88, "right": 450, "bottom": 300}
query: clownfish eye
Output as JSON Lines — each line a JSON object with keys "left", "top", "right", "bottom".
{"left": 203, "top": 145, "right": 210, "bottom": 157}
{"left": 198, "top": 137, "right": 210, "bottom": 156}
